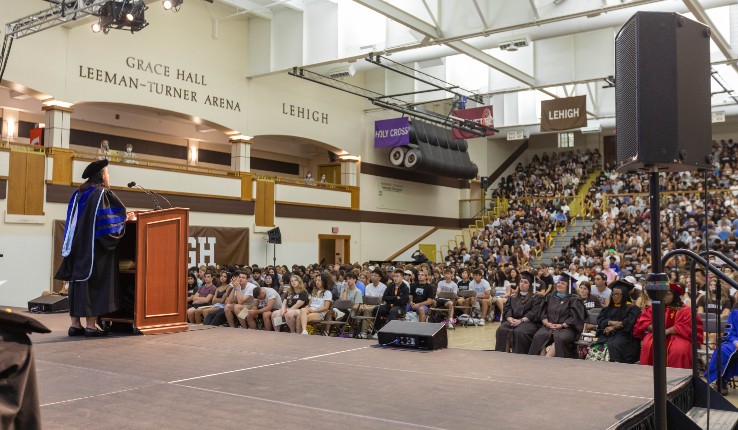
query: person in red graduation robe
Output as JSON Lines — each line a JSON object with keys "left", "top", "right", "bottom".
{"left": 633, "top": 283, "right": 703, "bottom": 369}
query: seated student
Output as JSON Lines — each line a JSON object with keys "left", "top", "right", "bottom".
{"left": 225, "top": 271, "right": 255, "bottom": 328}
{"left": 696, "top": 278, "right": 732, "bottom": 317}
{"left": 492, "top": 268, "right": 519, "bottom": 322}
{"left": 408, "top": 269, "right": 435, "bottom": 322}
{"left": 529, "top": 273, "right": 585, "bottom": 358}
{"left": 634, "top": 283, "right": 703, "bottom": 369}
{"left": 271, "top": 275, "right": 308, "bottom": 333}
{"left": 496, "top": 271, "right": 541, "bottom": 354}
{"left": 186, "top": 272, "right": 217, "bottom": 323}
{"left": 374, "top": 269, "right": 410, "bottom": 332}
{"left": 296, "top": 273, "right": 333, "bottom": 335}
{"left": 242, "top": 286, "right": 282, "bottom": 331}
{"left": 594, "top": 280, "right": 642, "bottom": 363}
{"left": 192, "top": 272, "right": 233, "bottom": 324}
{"left": 435, "top": 268, "right": 459, "bottom": 328}
{"left": 186, "top": 272, "right": 199, "bottom": 308}
{"left": 577, "top": 281, "right": 602, "bottom": 312}
{"left": 706, "top": 309, "right": 738, "bottom": 391}
{"left": 469, "top": 269, "right": 492, "bottom": 324}
{"left": 340, "top": 272, "right": 363, "bottom": 315}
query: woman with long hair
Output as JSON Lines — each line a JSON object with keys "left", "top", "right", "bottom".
{"left": 272, "top": 275, "right": 309, "bottom": 333}
{"left": 296, "top": 273, "right": 333, "bottom": 335}
{"left": 195, "top": 272, "right": 233, "bottom": 324}
{"left": 633, "top": 283, "right": 703, "bottom": 368}
{"left": 594, "top": 280, "right": 641, "bottom": 363}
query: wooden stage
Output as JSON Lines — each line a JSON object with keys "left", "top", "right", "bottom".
{"left": 24, "top": 310, "right": 693, "bottom": 430}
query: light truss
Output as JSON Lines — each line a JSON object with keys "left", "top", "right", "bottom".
{"left": 5, "top": 1, "right": 108, "bottom": 39}
{"left": 365, "top": 53, "right": 485, "bottom": 105}
{"left": 288, "top": 67, "right": 497, "bottom": 137}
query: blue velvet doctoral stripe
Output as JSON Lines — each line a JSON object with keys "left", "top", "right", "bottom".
{"left": 95, "top": 214, "right": 126, "bottom": 227}
{"left": 95, "top": 223, "right": 124, "bottom": 238}
{"left": 97, "top": 206, "right": 123, "bottom": 216}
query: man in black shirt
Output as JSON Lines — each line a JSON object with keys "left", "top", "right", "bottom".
{"left": 374, "top": 269, "right": 410, "bottom": 332}
{"left": 408, "top": 269, "right": 436, "bottom": 322}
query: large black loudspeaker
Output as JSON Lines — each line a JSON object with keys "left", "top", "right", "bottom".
{"left": 28, "top": 295, "right": 69, "bottom": 313}
{"left": 615, "top": 12, "right": 711, "bottom": 172}
{"left": 377, "top": 320, "right": 447, "bottom": 350}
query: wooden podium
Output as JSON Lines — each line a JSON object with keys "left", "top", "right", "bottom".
{"left": 103, "top": 207, "right": 189, "bottom": 335}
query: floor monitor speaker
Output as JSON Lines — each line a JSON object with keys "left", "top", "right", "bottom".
{"left": 28, "top": 294, "right": 69, "bottom": 313}
{"left": 615, "top": 11, "right": 711, "bottom": 172}
{"left": 377, "top": 320, "right": 447, "bottom": 350}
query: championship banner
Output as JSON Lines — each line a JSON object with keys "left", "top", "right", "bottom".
{"left": 451, "top": 105, "right": 494, "bottom": 139}
{"left": 52, "top": 221, "right": 249, "bottom": 292}
{"left": 374, "top": 117, "right": 410, "bottom": 148}
{"left": 540, "top": 95, "right": 587, "bottom": 131}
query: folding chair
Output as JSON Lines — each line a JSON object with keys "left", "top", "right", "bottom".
{"left": 455, "top": 290, "right": 477, "bottom": 327}
{"left": 428, "top": 292, "right": 457, "bottom": 329}
{"left": 307, "top": 302, "right": 333, "bottom": 335}
{"left": 352, "top": 295, "right": 381, "bottom": 338}
{"left": 321, "top": 299, "right": 354, "bottom": 337}
{"left": 575, "top": 310, "right": 600, "bottom": 359}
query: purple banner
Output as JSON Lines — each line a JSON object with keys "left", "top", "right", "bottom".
{"left": 374, "top": 117, "right": 410, "bottom": 148}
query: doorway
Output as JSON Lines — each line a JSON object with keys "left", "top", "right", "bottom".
{"left": 318, "top": 234, "right": 351, "bottom": 265}
{"left": 317, "top": 164, "right": 341, "bottom": 184}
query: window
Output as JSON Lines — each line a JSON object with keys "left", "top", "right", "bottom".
{"left": 558, "top": 132, "right": 574, "bottom": 148}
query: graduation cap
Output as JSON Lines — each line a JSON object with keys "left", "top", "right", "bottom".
{"left": 82, "top": 159, "right": 108, "bottom": 179}
{"left": 609, "top": 279, "right": 635, "bottom": 296}
{"left": 519, "top": 270, "right": 535, "bottom": 286}
{"left": 556, "top": 272, "right": 576, "bottom": 294}
{"left": 0, "top": 309, "right": 51, "bottom": 334}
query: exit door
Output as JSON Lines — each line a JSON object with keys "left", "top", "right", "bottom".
{"left": 318, "top": 234, "right": 350, "bottom": 265}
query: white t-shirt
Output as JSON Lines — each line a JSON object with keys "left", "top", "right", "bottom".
{"left": 469, "top": 279, "right": 491, "bottom": 296}
{"left": 257, "top": 288, "right": 282, "bottom": 310}
{"left": 436, "top": 280, "right": 458, "bottom": 295}
{"left": 309, "top": 290, "right": 333, "bottom": 310}
{"left": 590, "top": 286, "right": 611, "bottom": 307}
{"left": 366, "top": 282, "right": 387, "bottom": 298}
{"left": 236, "top": 283, "right": 255, "bottom": 300}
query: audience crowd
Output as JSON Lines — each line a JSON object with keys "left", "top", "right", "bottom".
{"left": 183, "top": 140, "right": 738, "bottom": 389}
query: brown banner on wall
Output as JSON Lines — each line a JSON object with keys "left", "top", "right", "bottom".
{"left": 540, "top": 95, "right": 587, "bottom": 132}
{"left": 52, "top": 221, "right": 249, "bottom": 292}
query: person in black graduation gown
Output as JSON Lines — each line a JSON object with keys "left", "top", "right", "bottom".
{"left": 528, "top": 272, "right": 585, "bottom": 358}
{"left": 495, "top": 271, "right": 541, "bottom": 354}
{"left": 0, "top": 309, "right": 50, "bottom": 430}
{"left": 55, "top": 159, "right": 133, "bottom": 337}
{"left": 594, "top": 280, "right": 642, "bottom": 363}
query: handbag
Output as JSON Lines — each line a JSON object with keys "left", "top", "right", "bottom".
{"left": 585, "top": 343, "right": 610, "bottom": 362}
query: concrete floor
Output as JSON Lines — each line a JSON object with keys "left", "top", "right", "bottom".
{"left": 7, "top": 308, "right": 699, "bottom": 430}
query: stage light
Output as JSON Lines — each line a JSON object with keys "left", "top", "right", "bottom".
{"left": 93, "top": 0, "right": 149, "bottom": 35}
{"left": 163, "top": 0, "right": 183, "bottom": 11}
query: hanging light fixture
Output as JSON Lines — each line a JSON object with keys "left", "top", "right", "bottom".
{"left": 163, "top": 0, "right": 184, "bottom": 11}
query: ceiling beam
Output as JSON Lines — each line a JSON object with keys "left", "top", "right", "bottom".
{"left": 354, "top": 0, "right": 538, "bottom": 88}
{"left": 527, "top": 0, "right": 540, "bottom": 21}
{"left": 215, "top": 0, "right": 273, "bottom": 20}
{"left": 682, "top": 0, "right": 738, "bottom": 75}
{"left": 472, "top": 0, "right": 489, "bottom": 28}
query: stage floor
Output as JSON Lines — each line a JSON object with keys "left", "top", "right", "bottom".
{"left": 20, "top": 310, "right": 693, "bottom": 430}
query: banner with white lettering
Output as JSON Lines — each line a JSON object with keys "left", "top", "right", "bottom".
{"left": 540, "top": 96, "right": 587, "bottom": 132}
{"left": 374, "top": 117, "right": 410, "bottom": 148}
{"left": 451, "top": 105, "right": 495, "bottom": 139}
{"left": 52, "top": 221, "right": 249, "bottom": 292}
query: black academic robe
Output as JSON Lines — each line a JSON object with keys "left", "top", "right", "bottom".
{"left": 595, "top": 304, "right": 642, "bottom": 363}
{"left": 495, "top": 293, "right": 541, "bottom": 354}
{"left": 529, "top": 294, "right": 585, "bottom": 358}
{"left": 0, "top": 312, "right": 49, "bottom": 430}
{"left": 55, "top": 186, "right": 126, "bottom": 317}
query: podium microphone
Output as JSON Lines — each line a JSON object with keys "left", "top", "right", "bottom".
{"left": 127, "top": 181, "right": 162, "bottom": 210}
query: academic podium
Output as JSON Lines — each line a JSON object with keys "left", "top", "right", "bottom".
{"left": 102, "top": 207, "right": 189, "bottom": 335}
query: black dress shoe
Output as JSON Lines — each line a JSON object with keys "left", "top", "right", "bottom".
{"left": 68, "top": 326, "right": 86, "bottom": 337}
{"left": 84, "top": 328, "right": 108, "bottom": 337}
